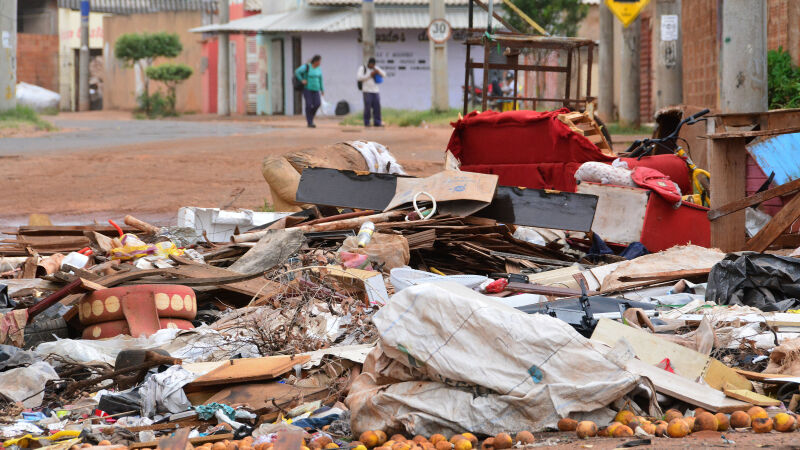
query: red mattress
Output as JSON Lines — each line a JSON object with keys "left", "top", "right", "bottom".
{"left": 447, "top": 109, "right": 615, "bottom": 191}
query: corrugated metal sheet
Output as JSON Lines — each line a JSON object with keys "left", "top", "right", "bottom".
{"left": 245, "top": 0, "right": 262, "bottom": 11}
{"left": 747, "top": 132, "right": 800, "bottom": 186}
{"left": 331, "top": 6, "right": 494, "bottom": 30}
{"left": 58, "top": 0, "right": 217, "bottom": 14}
{"left": 191, "top": 11, "right": 285, "bottom": 32}
{"left": 192, "top": 5, "right": 495, "bottom": 32}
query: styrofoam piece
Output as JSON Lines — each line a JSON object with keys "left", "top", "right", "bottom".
{"left": 177, "top": 207, "right": 292, "bottom": 242}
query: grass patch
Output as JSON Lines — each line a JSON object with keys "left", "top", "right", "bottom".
{"left": 0, "top": 106, "right": 56, "bottom": 131}
{"left": 605, "top": 122, "right": 654, "bottom": 135}
{"left": 340, "top": 108, "right": 460, "bottom": 127}
{"left": 258, "top": 200, "right": 275, "bottom": 212}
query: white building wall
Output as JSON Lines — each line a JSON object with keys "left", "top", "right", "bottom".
{"left": 298, "top": 29, "right": 472, "bottom": 112}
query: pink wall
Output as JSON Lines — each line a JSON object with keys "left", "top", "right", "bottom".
{"left": 200, "top": 2, "right": 257, "bottom": 115}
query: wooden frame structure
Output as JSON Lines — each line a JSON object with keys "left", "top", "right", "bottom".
{"left": 704, "top": 109, "right": 800, "bottom": 252}
{"left": 461, "top": 0, "right": 597, "bottom": 115}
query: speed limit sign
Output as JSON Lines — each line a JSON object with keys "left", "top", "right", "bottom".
{"left": 427, "top": 18, "right": 452, "bottom": 44}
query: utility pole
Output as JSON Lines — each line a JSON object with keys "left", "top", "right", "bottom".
{"left": 619, "top": 17, "right": 640, "bottom": 128}
{"left": 654, "top": 0, "right": 682, "bottom": 110}
{"left": 598, "top": 3, "right": 614, "bottom": 122}
{"left": 362, "top": 0, "right": 375, "bottom": 63}
{"left": 719, "top": 0, "right": 767, "bottom": 113}
{"left": 217, "top": 0, "right": 230, "bottom": 116}
{"left": 78, "top": 0, "right": 90, "bottom": 111}
{"left": 0, "top": 0, "right": 16, "bottom": 111}
{"left": 429, "top": 0, "right": 448, "bottom": 111}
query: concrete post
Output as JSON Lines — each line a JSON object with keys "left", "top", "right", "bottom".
{"left": 619, "top": 17, "right": 641, "bottom": 128}
{"left": 720, "top": 0, "right": 767, "bottom": 113}
{"left": 654, "top": 0, "right": 682, "bottom": 110}
{"left": 0, "top": 0, "right": 16, "bottom": 111}
{"left": 598, "top": 3, "right": 614, "bottom": 122}
{"left": 217, "top": 0, "right": 230, "bottom": 116}
{"left": 430, "top": 0, "right": 448, "bottom": 111}
{"left": 78, "top": 0, "right": 90, "bottom": 111}
{"left": 362, "top": 0, "right": 375, "bottom": 62}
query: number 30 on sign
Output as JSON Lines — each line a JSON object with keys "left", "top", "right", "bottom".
{"left": 427, "top": 19, "right": 452, "bottom": 44}
{"left": 605, "top": 0, "right": 651, "bottom": 27}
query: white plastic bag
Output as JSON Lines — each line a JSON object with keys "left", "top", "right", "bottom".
{"left": 319, "top": 96, "right": 335, "bottom": 116}
{"left": 16, "top": 82, "right": 60, "bottom": 111}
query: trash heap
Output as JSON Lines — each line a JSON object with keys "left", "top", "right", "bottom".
{"left": 3, "top": 111, "right": 800, "bottom": 449}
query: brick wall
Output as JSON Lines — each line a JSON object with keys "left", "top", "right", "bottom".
{"left": 767, "top": 0, "right": 789, "bottom": 51}
{"left": 17, "top": 33, "right": 59, "bottom": 93}
{"left": 640, "top": 14, "right": 653, "bottom": 120}
{"left": 681, "top": 0, "right": 718, "bottom": 108}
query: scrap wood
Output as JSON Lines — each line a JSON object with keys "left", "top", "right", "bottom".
{"left": 233, "top": 210, "right": 405, "bottom": 243}
{"left": 591, "top": 319, "right": 753, "bottom": 391}
{"left": 129, "top": 433, "right": 233, "bottom": 450}
{"left": 734, "top": 368, "right": 798, "bottom": 383}
{"left": 204, "top": 383, "right": 329, "bottom": 411}
{"left": 624, "top": 358, "right": 750, "bottom": 413}
{"left": 183, "top": 354, "right": 311, "bottom": 393}
{"left": 617, "top": 268, "right": 712, "bottom": 282}
{"left": 745, "top": 192, "right": 800, "bottom": 252}
{"left": 154, "top": 426, "right": 191, "bottom": 450}
{"left": 708, "top": 177, "right": 800, "bottom": 221}
{"left": 723, "top": 386, "right": 782, "bottom": 406}
{"left": 506, "top": 281, "right": 595, "bottom": 297}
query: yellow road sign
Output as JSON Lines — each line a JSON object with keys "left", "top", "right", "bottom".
{"left": 605, "top": 0, "right": 651, "bottom": 27}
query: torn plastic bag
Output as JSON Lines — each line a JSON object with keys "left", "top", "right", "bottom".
{"left": 139, "top": 365, "right": 195, "bottom": 418}
{"left": 346, "top": 282, "right": 639, "bottom": 436}
{"left": 706, "top": 253, "right": 800, "bottom": 312}
{"left": 0, "top": 361, "right": 58, "bottom": 408}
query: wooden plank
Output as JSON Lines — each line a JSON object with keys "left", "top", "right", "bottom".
{"left": 203, "top": 383, "right": 328, "bottom": 410}
{"left": 734, "top": 368, "right": 798, "bottom": 382}
{"left": 624, "top": 358, "right": 750, "bottom": 413}
{"left": 617, "top": 268, "right": 711, "bottom": 282}
{"left": 702, "top": 126, "right": 800, "bottom": 140}
{"left": 708, "top": 177, "right": 800, "bottom": 221}
{"left": 709, "top": 137, "right": 748, "bottom": 252}
{"left": 745, "top": 192, "right": 800, "bottom": 251}
{"left": 590, "top": 319, "right": 752, "bottom": 391}
{"left": 155, "top": 427, "right": 191, "bottom": 450}
{"left": 183, "top": 355, "right": 310, "bottom": 393}
{"left": 723, "top": 387, "right": 781, "bottom": 406}
{"left": 467, "top": 61, "right": 568, "bottom": 73}
{"left": 506, "top": 281, "right": 594, "bottom": 297}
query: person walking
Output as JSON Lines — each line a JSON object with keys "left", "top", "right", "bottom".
{"left": 295, "top": 55, "right": 324, "bottom": 128}
{"left": 357, "top": 57, "right": 386, "bottom": 127}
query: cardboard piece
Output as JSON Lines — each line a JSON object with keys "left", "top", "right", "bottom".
{"left": 723, "top": 387, "right": 781, "bottom": 406}
{"left": 591, "top": 318, "right": 752, "bottom": 391}
{"left": 385, "top": 170, "right": 499, "bottom": 217}
{"left": 183, "top": 354, "right": 310, "bottom": 393}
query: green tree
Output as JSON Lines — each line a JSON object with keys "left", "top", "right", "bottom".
{"left": 503, "top": 0, "right": 588, "bottom": 36}
{"left": 114, "top": 33, "right": 183, "bottom": 114}
{"left": 146, "top": 63, "right": 194, "bottom": 115}
{"left": 767, "top": 46, "right": 800, "bottom": 109}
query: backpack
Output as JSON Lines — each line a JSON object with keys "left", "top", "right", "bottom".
{"left": 335, "top": 100, "right": 350, "bottom": 116}
{"left": 357, "top": 65, "right": 366, "bottom": 91}
{"left": 293, "top": 64, "right": 308, "bottom": 91}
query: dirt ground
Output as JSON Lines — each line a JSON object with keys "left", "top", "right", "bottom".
{"left": 0, "top": 112, "right": 449, "bottom": 228}
{"left": 535, "top": 429, "right": 800, "bottom": 449}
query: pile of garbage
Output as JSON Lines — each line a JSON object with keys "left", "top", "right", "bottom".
{"left": 3, "top": 110, "right": 800, "bottom": 449}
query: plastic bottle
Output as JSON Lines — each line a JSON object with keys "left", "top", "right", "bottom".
{"left": 356, "top": 221, "right": 375, "bottom": 247}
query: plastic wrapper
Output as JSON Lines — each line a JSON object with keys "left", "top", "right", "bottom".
{"left": 109, "top": 234, "right": 183, "bottom": 261}
{"left": 706, "top": 253, "right": 800, "bottom": 312}
{"left": 338, "top": 233, "right": 409, "bottom": 270}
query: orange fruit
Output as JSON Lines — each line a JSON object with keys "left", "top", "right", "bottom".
{"left": 730, "top": 410, "right": 751, "bottom": 428}
{"left": 614, "top": 410, "right": 635, "bottom": 426}
{"left": 611, "top": 425, "right": 633, "bottom": 437}
{"left": 453, "top": 440, "right": 471, "bottom": 450}
{"left": 753, "top": 417, "right": 773, "bottom": 433}
{"left": 693, "top": 412, "right": 718, "bottom": 432}
{"left": 514, "top": 431, "right": 534, "bottom": 444}
{"left": 429, "top": 435, "right": 446, "bottom": 445}
{"left": 479, "top": 437, "right": 494, "bottom": 450}
{"left": 557, "top": 418, "right": 577, "bottom": 432}
{"left": 667, "top": 418, "right": 689, "bottom": 438}
{"left": 575, "top": 421, "right": 597, "bottom": 439}
{"left": 748, "top": 406, "right": 768, "bottom": 420}
{"left": 774, "top": 412, "right": 796, "bottom": 432}
{"left": 461, "top": 434, "right": 477, "bottom": 447}
{"left": 663, "top": 409, "right": 683, "bottom": 423}
{"left": 492, "top": 433, "right": 512, "bottom": 450}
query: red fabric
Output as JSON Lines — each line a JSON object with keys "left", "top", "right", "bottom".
{"left": 632, "top": 167, "right": 683, "bottom": 204}
{"left": 640, "top": 195, "right": 710, "bottom": 252}
{"left": 448, "top": 109, "right": 615, "bottom": 191}
{"left": 619, "top": 154, "right": 692, "bottom": 194}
